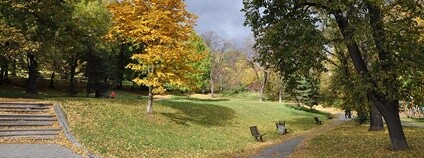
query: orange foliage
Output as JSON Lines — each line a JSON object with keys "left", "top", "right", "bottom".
{"left": 108, "top": 0, "right": 202, "bottom": 93}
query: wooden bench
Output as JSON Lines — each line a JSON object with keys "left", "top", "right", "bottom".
{"left": 249, "top": 126, "right": 266, "bottom": 142}
{"left": 314, "top": 117, "right": 323, "bottom": 124}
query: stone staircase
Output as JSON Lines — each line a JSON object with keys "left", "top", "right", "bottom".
{"left": 0, "top": 103, "right": 61, "bottom": 140}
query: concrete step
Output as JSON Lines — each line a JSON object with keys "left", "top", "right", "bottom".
{"left": 0, "top": 103, "right": 60, "bottom": 140}
{"left": 0, "top": 117, "right": 56, "bottom": 121}
{"left": 0, "top": 114, "right": 55, "bottom": 118}
{"left": 0, "top": 109, "right": 49, "bottom": 113}
{"left": 0, "top": 103, "right": 53, "bottom": 106}
{"left": 0, "top": 105, "right": 51, "bottom": 109}
{"left": 0, "top": 128, "right": 61, "bottom": 137}
{"left": 1, "top": 135, "right": 58, "bottom": 140}
{"left": 0, "top": 121, "right": 54, "bottom": 126}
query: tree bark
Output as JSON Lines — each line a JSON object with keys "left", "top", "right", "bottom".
{"left": 117, "top": 48, "right": 125, "bottom": 89}
{"left": 68, "top": 55, "right": 78, "bottom": 96}
{"left": 259, "top": 68, "right": 269, "bottom": 102}
{"left": 49, "top": 71, "right": 55, "bottom": 89}
{"left": 147, "top": 85, "right": 153, "bottom": 114}
{"left": 210, "top": 76, "right": 215, "bottom": 98}
{"left": 11, "top": 59, "right": 16, "bottom": 77}
{"left": 26, "top": 53, "right": 38, "bottom": 95}
{"left": 369, "top": 104, "right": 385, "bottom": 131}
{"left": 278, "top": 79, "right": 283, "bottom": 103}
{"left": 0, "top": 58, "right": 4, "bottom": 85}
{"left": 0, "top": 58, "right": 9, "bottom": 84}
{"left": 368, "top": 95, "right": 408, "bottom": 150}
{"left": 3, "top": 61, "right": 9, "bottom": 82}
{"left": 365, "top": 2, "right": 407, "bottom": 148}
{"left": 334, "top": 9, "right": 408, "bottom": 150}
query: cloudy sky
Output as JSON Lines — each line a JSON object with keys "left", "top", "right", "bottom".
{"left": 185, "top": 0, "right": 252, "bottom": 47}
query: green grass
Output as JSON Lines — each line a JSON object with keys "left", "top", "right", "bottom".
{"left": 4, "top": 85, "right": 424, "bottom": 157}
{"left": 0, "top": 85, "right": 328, "bottom": 157}
{"left": 290, "top": 121, "right": 424, "bottom": 158}
{"left": 56, "top": 93, "right": 327, "bottom": 157}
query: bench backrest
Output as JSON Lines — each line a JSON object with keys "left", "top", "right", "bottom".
{"left": 250, "top": 126, "right": 260, "bottom": 136}
{"left": 314, "top": 117, "right": 320, "bottom": 122}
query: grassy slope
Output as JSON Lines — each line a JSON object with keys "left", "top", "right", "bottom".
{"left": 54, "top": 91, "right": 327, "bottom": 157}
{"left": 290, "top": 121, "right": 424, "bottom": 158}
{"left": 3, "top": 85, "right": 424, "bottom": 157}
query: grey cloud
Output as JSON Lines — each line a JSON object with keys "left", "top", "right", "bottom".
{"left": 186, "top": 0, "right": 252, "bottom": 46}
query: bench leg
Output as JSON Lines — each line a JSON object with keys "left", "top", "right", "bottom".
{"left": 254, "top": 136, "right": 263, "bottom": 142}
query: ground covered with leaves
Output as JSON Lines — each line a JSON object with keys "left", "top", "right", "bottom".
{"left": 290, "top": 121, "right": 424, "bottom": 158}
{"left": 2, "top": 86, "right": 424, "bottom": 157}
{"left": 50, "top": 91, "right": 327, "bottom": 157}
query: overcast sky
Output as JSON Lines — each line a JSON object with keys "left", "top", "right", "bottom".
{"left": 185, "top": 0, "right": 252, "bottom": 47}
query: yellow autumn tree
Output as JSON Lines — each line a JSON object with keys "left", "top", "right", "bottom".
{"left": 108, "top": 0, "right": 202, "bottom": 114}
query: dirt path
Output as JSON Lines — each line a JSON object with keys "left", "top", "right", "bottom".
{"left": 253, "top": 106, "right": 349, "bottom": 158}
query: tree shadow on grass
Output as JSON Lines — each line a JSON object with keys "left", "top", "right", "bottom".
{"left": 285, "top": 105, "right": 332, "bottom": 117}
{"left": 286, "top": 117, "right": 322, "bottom": 131}
{"left": 159, "top": 100, "right": 236, "bottom": 127}
{"left": 410, "top": 117, "right": 424, "bottom": 122}
{"left": 0, "top": 85, "right": 72, "bottom": 99}
{"left": 177, "top": 97, "right": 230, "bottom": 102}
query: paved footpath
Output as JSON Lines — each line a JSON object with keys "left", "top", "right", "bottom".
{"left": 0, "top": 144, "right": 82, "bottom": 158}
{"left": 253, "top": 114, "right": 351, "bottom": 158}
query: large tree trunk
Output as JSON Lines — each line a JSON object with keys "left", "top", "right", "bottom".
{"left": 210, "top": 76, "right": 215, "bottom": 98}
{"left": 259, "top": 68, "right": 268, "bottom": 102}
{"left": 147, "top": 85, "right": 153, "bottom": 114}
{"left": 49, "top": 71, "right": 55, "bottom": 89}
{"left": 0, "top": 58, "right": 4, "bottom": 85}
{"left": 368, "top": 95, "right": 408, "bottom": 150}
{"left": 334, "top": 9, "right": 408, "bottom": 150}
{"left": 117, "top": 49, "right": 125, "bottom": 89}
{"left": 26, "top": 53, "right": 38, "bottom": 95}
{"left": 68, "top": 55, "right": 78, "bottom": 96}
{"left": 0, "top": 59, "right": 9, "bottom": 84}
{"left": 4, "top": 61, "right": 9, "bottom": 82}
{"left": 369, "top": 105, "right": 385, "bottom": 131}
{"left": 365, "top": 2, "right": 407, "bottom": 148}
{"left": 11, "top": 59, "right": 16, "bottom": 77}
{"left": 278, "top": 78, "right": 283, "bottom": 103}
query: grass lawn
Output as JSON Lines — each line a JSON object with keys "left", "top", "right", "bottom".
{"left": 290, "top": 121, "right": 424, "bottom": 158}
{"left": 57, "top": 93, "right": 329, "bottom": 157}
{"left": 3, "top": 85, "right": 424, "bottom": 157}
{"left": 0, "top": 85, "right": 329, "bottom": 157}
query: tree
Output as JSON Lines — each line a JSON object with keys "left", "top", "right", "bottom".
{"left": 319, "top": 18, "right": 383, "bottom": 127}
{"left": 71, "top": 0, "right": 114, "bottom": 97}
{"left": 295, "top": 76, "right": 320, "bottom": 109}
{"left": 242, "top": 36, "right": 263, "bottom": 91}
{"left": 0, "top": 20, "right": 35, "bottom": 84}
{"left": 243, "top": 0, "right": 424, "bottom": 150}
{"left": 0, "top": 0, "right": 73, "bottom": 95}
{"left": 259, "top": 66, "right": 269, "bottom": 102}
{"left": 109, "top": 0, "right": 202, "bottom": 114}
{"left": 188, "top": 33, "right": 211, "bottom": 94}
{"left": 201, "top": 31, "right": 226, "bottom": 98}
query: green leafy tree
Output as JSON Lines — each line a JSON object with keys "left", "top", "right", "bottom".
{"left": 0, "top": 0, "right": 73, "bottom": 94}
{"left": 243, "top": 0, "right": 424, "bottom": 150}
{"left": 295, "top": 76, "right": 319, "bottom": 109}
{"left": 0, "top": 20, "right": 35, "bottom": 84}
{"left": 71, "top": 0, "right": 113, "bottom": 97}
{"left": 188, "top": 33, "right": 211, "bottom": 93}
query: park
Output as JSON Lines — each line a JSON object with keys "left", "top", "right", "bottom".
{"left": 1, "top": 0, "right": 424, "bottom": 157}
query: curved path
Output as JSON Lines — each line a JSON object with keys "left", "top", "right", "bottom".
{"left": 253, "top": 114, "right": 351, "bottom": 158}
